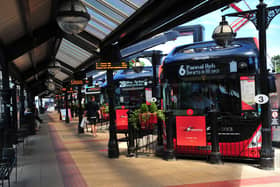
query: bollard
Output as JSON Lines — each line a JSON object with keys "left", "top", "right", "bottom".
{"left": 208, "top": 111, "right": 222, "bottom": 164}
{"left": 127, "top": 110, "right": 135, "bottom": 157}
{"left": 164, "top": 110, "right": 175, "bottom": 160}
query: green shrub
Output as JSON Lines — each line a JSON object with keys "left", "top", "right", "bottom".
{"left": 128, "top": 109, "right": 140, "bottom": 129}
{"left": 149, "top": 102, "right": 158, "bottom": 113}
{"left": 140, "top": 103, "right": 149, "bottom": 113}
{"left": 157, "top": 110, "right": 165, "bottom": 121}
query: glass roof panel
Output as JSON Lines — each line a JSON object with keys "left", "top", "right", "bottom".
{"left": 82, "top": 0, "right": 125, "bottom": 24}
{"left": 56, "top": 39, "right": 92, "bottom": 68}
{"left": 88, "top": 20, "right": 111, "bottom": 35}
{"left": 121, "top": 0, "right": 147, "bottom": 9}
{"left": 87, "top": 7, "right": 117, "bottom": 29}
{"left": 62, "top": 40, "right": 92, "bottom": 57}
{"left": 80, "top": 0, "right": 149, "bottom": 41}
{"left": 97, "top": 0, "right": 135, "bottom": 17}
{"left": 62, "top": 39, "right": 92, "bottom": 57}
{"left": 55, "top": 71, "right": 69, "bottom": 81}
{"left": 84, "top": 26, "right": 106, "bottom": 40}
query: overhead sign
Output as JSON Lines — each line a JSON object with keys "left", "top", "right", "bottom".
{"left": 60, "top": 87, "right": 76, "bottom": 93}
{"left": 71, "top": 80, "right": 88, "bottom": 85}
{"left": 119, "top": 80, "right": 152, "bottom": 88}
{"left": 96, "top": 62, "right": 128, "bottom": 70}
{"left": 255, "top": 94, "right": 269, "bottom": 104}
{"left": 85, "top": 87, "right": 101, "bottom": 94}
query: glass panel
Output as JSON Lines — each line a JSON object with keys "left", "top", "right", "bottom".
{"left": 55, "top": 71, "right": 69, "bottom": 81}
{"left": 83, "top": 0, "right": 125, "bottom": 24}
{"left": 56, "top": 51, "right": 81, "bottom": 68}
{"left": 165, "top": 76, "right": 241, "bottom": 115}
{"left": 98, "top": 0, "right": 135, "bottom": 17}
{"left": 115, "top": 87, "right": 146, "bottom": 109}
{"left": 123, "top": 0, "right": 147, "bottom": 8}
{"left": 61, "top": 42, "right": 91, "bottom": 59}
{"left": 61, "top": 50, "right": 87, "bottom": 63}
{"left": 87, "top": 7, "right": 117, "bottom": 30}
{"left": 60, "top": 45, "right": 88, "bottom": 61}
{"left": 88, "top": 20, "right": 111, "bottom": 35}
{"left": 85, "top": 26, "right": 106, "bottom": 40}
{"left": 62, "top": 39, "right": 92, "bottom": 57}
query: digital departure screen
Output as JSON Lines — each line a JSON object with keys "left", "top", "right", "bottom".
{"left": 96, "top": 62, "right": 128, "bottom": 70}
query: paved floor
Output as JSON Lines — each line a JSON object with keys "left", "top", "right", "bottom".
{"left": 7, "top": 112, "right": 280, "bottom": 187}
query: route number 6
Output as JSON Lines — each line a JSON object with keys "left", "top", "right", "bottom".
{"left": 179, "top": 65, "right": 186, "bottom": 76}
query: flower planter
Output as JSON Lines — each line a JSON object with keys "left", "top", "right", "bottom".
{"left": 149, "top": 112, "right": 158, "bottom": 125}
{"left": 139, "top": 113, "right": 150, "bottom": 129}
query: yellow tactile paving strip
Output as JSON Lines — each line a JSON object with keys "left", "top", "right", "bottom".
{"left": 48, "top": 112, "right": 280, "bottom": 187}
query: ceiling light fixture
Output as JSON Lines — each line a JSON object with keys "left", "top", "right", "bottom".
{"left": 56, "top": 0, "right": 90, "bottom": 35}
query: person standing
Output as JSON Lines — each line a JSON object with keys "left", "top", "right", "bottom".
{"left": 85, "top": 96, "right": 99, "bottom": 136}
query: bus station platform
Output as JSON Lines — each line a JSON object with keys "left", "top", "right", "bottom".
{"left": 8, "top": 112, "right": 280, "bottom": 187}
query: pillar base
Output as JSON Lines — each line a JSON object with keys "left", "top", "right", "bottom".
{"left": 163, "top": 149, "right": 175, "bottom": 161}
{"left": 260, "top": 148, "right": 274, "bottom": 170}
{"left": 78, "top": 127, "right": 84, "bottom": 134}
{"left": 260, "top": 157, "right": 274, "bottom": 170}
{"left": 108, "top": 139, "right": 119, "bottom": 158}
{"left": 208, "top": 152, "right": 223, "bottom": 164}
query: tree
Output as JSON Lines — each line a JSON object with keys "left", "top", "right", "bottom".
{"left": 272, "top": 55, "right": 280, "bottom": 73}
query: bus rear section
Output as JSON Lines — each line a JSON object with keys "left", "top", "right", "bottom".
{"left": 161, "top": 38, "right": 264, "bottom": 159}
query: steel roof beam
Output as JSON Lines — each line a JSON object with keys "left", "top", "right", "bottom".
{"left": 64, "top": 34, "right": 99, "bottom": 55}
{"left": 56, "top": 59, "right": 76, "bottom": 72}
{"left": 23, "top": 58, "right": 52, "bottom": 80}
{"left": 4, "top": 22, "right": 58, "bottom": 62}
{"left": 78, "top": 31, "right": 101, "bottom": 48}
{"left": 102, "top": 0, "right": 239, "bottom": 49}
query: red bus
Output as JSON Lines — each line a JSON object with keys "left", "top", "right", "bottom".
{"left": 161, "top": 37, "right": 275, "bottom": 159}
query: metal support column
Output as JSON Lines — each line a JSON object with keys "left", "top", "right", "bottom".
{"left": 257, "top": 1, "right": 274, "bottom": 169}
{"left": 107, "top": 69, "right": 119, "bottom": 158}
{"left": 78, "top": 86, "right": 84, "bottom": 133}
{"left": 208, "top": 111, "right": 222, "bottom": 164}
{"left": 65, "top": 90, "right": 69, "bottom": 123}
{"left": 220, "top": 0, "right": 280, "bottom": 169}
{"left": 152, "top": 51, "right": 163, "bottom": 146}
{"left": 19, "top": 83, "right": 25, "bottom": 127}
{"left": 164, "top": 111, "right": 175, "bottom": 160}
{"left": 0, "top": 48, "right": 11, "bottom": 147}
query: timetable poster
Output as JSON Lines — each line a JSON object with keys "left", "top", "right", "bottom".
{"left": 240, "top": 76, "right": 256, "bottom": 110}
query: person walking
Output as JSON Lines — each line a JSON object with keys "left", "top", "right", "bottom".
{"left": 85, "top": 96, "right": 99, "bottom": 136}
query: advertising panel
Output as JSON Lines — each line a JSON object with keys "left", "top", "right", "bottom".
{"left": 176, "top": 116, "right": 206, "bottom": 146}
{"left": 116, "top": 109, "right": 129, "bottom": 130}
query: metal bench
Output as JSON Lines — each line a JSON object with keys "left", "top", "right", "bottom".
{"left": 0, "top": 148, "right": 16, "bottom": 187}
